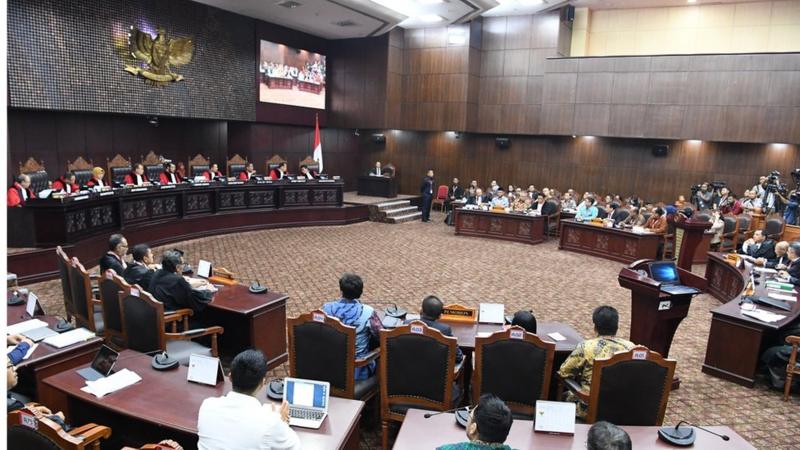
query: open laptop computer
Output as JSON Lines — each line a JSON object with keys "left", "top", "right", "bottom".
{"left": 649, "top": 261, "right": 702, "bottom": 296}
{"left": 284, "top": 377, "right": 330, "bottom": 429}
{"left": 76, "top": 345, "right": 119, "bottom": 381}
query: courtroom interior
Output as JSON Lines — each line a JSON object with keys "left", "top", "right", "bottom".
{"left": 3, "top": 0, "right": 800, "bottom": 449}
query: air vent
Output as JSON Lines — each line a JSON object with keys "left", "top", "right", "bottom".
{"left": 333, "top": 20, "right": 358, "bottom": 27}
{"left": 276, "top": 1, "right": 301, "bottom": 9}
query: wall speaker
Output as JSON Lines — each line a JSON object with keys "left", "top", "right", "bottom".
{"left": 495, "top": 137, "right": 511, "bottom": 149}
{"left": 562, "top": 5, "right": 575, "bottom": 22}
{"left": 652, "top": 145, "right": 669, "bottom": 157}
{"left": 371, "top": 133, "right": 386, "bottom": 144}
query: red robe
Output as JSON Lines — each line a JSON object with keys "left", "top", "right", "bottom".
{"left": 238, "top": 171, "right": 255, "bottom": 181}
{"left": 269, "top": 169, "right": 285, "bottom": 180}
{"left": 52, "top": 178, "right": 80, "bottom": 193}
{"left": 7, "top": 183, "right": 34, "bottom": 207}
{"left": 85, "top": 177, "right": 106, "bottom": 188}
{"left": 159, "top": 171, "right": 183, "bottom": 184}
{"left": 202, "top": 170, "right": 223, "bottom": 181}
{"left": 123, "top": 173, "right": 149, "bottom": 186}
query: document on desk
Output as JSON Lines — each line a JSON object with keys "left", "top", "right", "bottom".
{"left": 6, "top": 319, "right": 49, "bottom": 336}
{"left": 80, "top": 369, "right": 142, "bottom": 398}
{"left": 754, "top": 267, "right": 778, "bottom": 274}
{"left": 43, "top": 327, "right": 96, "bottom": 348}
{"left": 768, "top": 292, "right": 797, "bottom": 302}
{"left": 547, "top": 332, "right": 567, "bottom": 342}
{"left": 534, "top": 400, "right": 576, "bottom": 435}
{"left": 6, "top": 343, "right": 38, "bottom": 360}
{"left": 741, "top": 309, "right": 786, "bottom": 323}
{"left": 479, "top": 303, "right": 505, "bottom": 324}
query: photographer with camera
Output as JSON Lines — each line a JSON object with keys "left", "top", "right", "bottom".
{"left": 756, "top": 171, "right": 786, "bottom": 215}
{"left": 782, "top": 169, "right": 800, "bottom": 226}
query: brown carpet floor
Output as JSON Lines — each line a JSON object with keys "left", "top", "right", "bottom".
{"left": 21, "top": 210, "right": 799, "bottom": 449}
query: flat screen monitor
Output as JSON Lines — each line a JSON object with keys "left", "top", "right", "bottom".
{"left": 259, "top": 40, "right": 326, "bottom": 110}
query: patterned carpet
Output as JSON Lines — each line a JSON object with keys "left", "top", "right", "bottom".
{"left": 22, "top": 210, "right": 799, "bottom": 449}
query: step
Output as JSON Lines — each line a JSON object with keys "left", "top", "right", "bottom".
{"left": 386, "top": 212, "right": 422, "bottom": 224}
{"left": 382, "top": 206, "right": 419, "bottom": 216}
{"left": 376, "top": 200, "right": 411, "bottom": 210}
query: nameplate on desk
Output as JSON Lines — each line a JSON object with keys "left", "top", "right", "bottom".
{"left": 227, "top": 181, "right": 244, "bottom": 185}
{"left": 160, "top": 184, "right": 176, "bottom": 190}
{"left": 318, "top": 179, "right": 336, "bottom": 183}
{"left": 291, "top": 179, "right": 307, "bottom": 183}
{"left": 441, "top": 304, "right": 477, "bottom": 322}
{"left": 99, "top": 191, "right": 115, "bottom": 197}
{"left": 194, "top": 183, "right": 210, "bottom": 187}
{"left": 187, "top": 354, "right": 224, "bottom": 386}
{"left": 72, "top": 195, "right": 89, "bottom": 201}
{"left": 332, "top": 176, "right": 341, "bottom": 180}
{"left": 256, "top": 180, "right": 273, "bottom": 184}
{"left": 130, "top": 187, "right": 148, "bottom": 193}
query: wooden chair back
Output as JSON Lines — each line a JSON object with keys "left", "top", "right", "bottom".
{"left": 55, "top": 246, "right": 75, "bottom": 321}
{"left": 7, "top": 410, "right": 111, "bottom": 450}
{"left": 473, "top": 326, "right": 555, "bottom": 416}
{"left": 66, "top": 156, "right": 94, "bottom": 187}
{"left": 98, "top": 271, "right": 130, "bottom": 342}
{"left": 266, "top": 154, "right": 287, "bottom": 172}
{"left": 288, "top": 310, "right": 357, "bottom": 398}
{"left": 69, "top": 258, "right": 99, "bottom": 332}
{"left": 298, "top": 155, "right": 320, "bottom": 173}
{"left": 764, "top": 216, "right": 786, "bottom": 241}
{"left": 118, "top": 284, "right": 167, "bottom": 353}
{"left": 227, "top": 154, "right": 248, "bottom": 178}
{"left": 586, "top": 346, "right": 676, "bottom": 425}
{"left": 188, "top": 153, "right": 211, "bottom": 178}
{"left": 107, "top": 154, "right": 133, "bottom": 185}
{"left": 784, "top": 335, "right": 800, "bottom": 401}
{"left": 141, "top": 151, "right": 165, "bottom": 181}
{"left": 19, "top": 157, "right": 50, "bottom": 194}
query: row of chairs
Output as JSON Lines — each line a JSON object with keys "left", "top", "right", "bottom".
{"left": 287, "top": 311, "right": 676, "bottom": 450}
{"left": 55, "top": 247, "right": 223, "bottom": 363}
{"left": 18, "top": 151, "right": 322, "bottom": 194}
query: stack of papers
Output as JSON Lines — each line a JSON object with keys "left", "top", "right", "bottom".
{"left": 42, "top": 328, "right": 95, "bottom": 348}
{"left": 768, "top": 292, "right": 797, "bottom": 302}
{"left": 741, "top": 309, "right": 786, "bottom": 323}
{"left": 766, "top": 281, "right": 794, "bottom": 291}
{"left": 7, "top": 319, "right": 49, "bottom": 336}
{"left": 80, "top": 369, "right": 141, "bottom": 398}
{"left": 754, "top": 267, "right": 778, "bottom": 274}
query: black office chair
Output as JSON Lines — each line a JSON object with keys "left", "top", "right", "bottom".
{"left": 473, "top": 327, "right": 555, "bottom": 418}
{"left": 288, "top": 310, "right": 380, "bottom": 401}
{"left": 764, "top": 216, "right": 786, "bottom": 241}
{"left": 719, "top": 215, "right": 739, "bottom": 252}
{"left": 188, "top": 154, "right": 211, "bottom": 178}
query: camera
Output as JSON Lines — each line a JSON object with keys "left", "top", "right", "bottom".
{"left": 710, "top": 181, "right": 726, "bottom": 190}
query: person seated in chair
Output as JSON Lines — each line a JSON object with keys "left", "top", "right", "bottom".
{"left": 436, "top": 394, "right": 514, "bottom": 450}
{"left": 644, "top": 207, "right": 668, "bottom": 234}
{"left": 99, "top": 234, "right": 128, "bottom": 275}
{"left": 445, "top": 178, "right": 464, "bottom": 210}
{"left": 561, "top": 192, "right": 577, "bottom": 210}
{"left": 122, "top": 244, "right": 157, "bottom": 287}
{"left": 8, "top": 355, "right": 70, "bottom": 431}
{"left": 270, "top": 162, "right": 288, "bottom": 180}
{"left": 159, "top": 162, "right": 183, "bottom": 184}
{"left": 511, "top": 191, "right": 530, "bottom": 212}
{"left": 741, "top": 229, "right": 777, "bottom": 261}
{"left": 530, "top": 193, "right": 547, "bottom": 214}
{"left": 52, "top": 172, "right": 80, "bottom": 194}
{"left": 576, "top": 197, "right": 599, "bottom": 221}
{"left": 778, "top": 241, "right": 800, "bottom": 286}
{"left": 490, "top": 188, "right": 509, "bottom": 209}
{"left": 467, "top": 188, "right": 488, "bottom": 206}
{"left": 7, "top": 174, "right": 34, "bottom": 207}
{"left": 299, "top": 165, "right": 317, "bottom": 180}
{"left": 202, "top": 163, "right": 223, "bottom": 181}
{"left": 587, "top": 421, "right": 632, "bottom": 450}
{"left": 764, "top": 241, "right": 790, "bottom": 269}
{"left": 621, "top": 207, "right": 646, "bottom": 227}
{"left": 149, "top": 250, "right": 210, "bottom": 314}
{"left": 197, "top": 349, "right": 300, "bottom": 450}
{"left": 238, "top": 162, "right": 258, "bottom": 181}
{"left": 369, "top": 161, "right": 383, "bottom": 177}
{"left": 123, "top": 163, "right": 150, "bottom": 186}
{"left": 510, "top": 310, "right": 537, "bottom": 333}
{"left": 322, "top": 273, "right": 382, "bottom": 381}
{"left": 558, "top": 305, "right": 635, "bottom": 418}
{"left": 85, "top": 167, "right": 107, "bottom": 189}
{"left": 405, "top": 295, "right": 463, "bottom": 363}
{"left": 607, "top": 203, "right": 626, "bottom": 224}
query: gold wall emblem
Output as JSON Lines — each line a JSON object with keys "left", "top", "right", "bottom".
{"left": 124, "top": 26, "right": 194, "bottom": 86}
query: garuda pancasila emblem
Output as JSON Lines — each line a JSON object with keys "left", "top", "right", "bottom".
{"left": 124, "top": 26, "right": 194, "bottom": 86}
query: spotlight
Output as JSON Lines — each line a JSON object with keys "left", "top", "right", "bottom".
{"left": 148, "top": 116, "right": 159, "bottom": 127}
{"left": 354, "top": 128, "right": 360, "bottom": 136}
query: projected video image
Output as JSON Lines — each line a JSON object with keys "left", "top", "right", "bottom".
{"left": 259, "top": 40, "right": 326, "bottom": 110}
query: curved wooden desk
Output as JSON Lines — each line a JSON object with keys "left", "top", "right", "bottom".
{"left": 703, "top": 252, "right": 800, "bottom": 386}
{"left": 454, "top": 209, "right": 547, "bottom": 245}
{"left": 559, "top": 219, "right": 661, "bottom": 263}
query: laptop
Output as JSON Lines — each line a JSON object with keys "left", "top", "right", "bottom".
{"left": 284, "top": 377, "right": 330, "bottom": 429}
{"left": 21, "top": 326, "right": 58, "bottom": 342}
{"left": 76, "top": 345, "right": 119, "bottom": 381}
{"left": 649, "top": 261, "right": 702, "bottom": 296}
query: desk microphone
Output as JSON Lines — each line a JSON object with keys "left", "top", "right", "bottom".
{"left": 658, "top": 420, "right": 730, "bottom": 445}
{"left": 423, "top": 405, "right": 473, "bottom": 419}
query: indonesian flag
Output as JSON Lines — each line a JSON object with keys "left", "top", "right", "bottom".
{"left": 313, "top": 114, "right": 323, "bottom": 173}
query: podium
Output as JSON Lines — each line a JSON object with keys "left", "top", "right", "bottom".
{"left": 618, "top": 261, "right": 707, "bottom": 389}
{"left": 357, "top": 175, "right": 397, "bottom": 198}
{"left": 672, "top": 217, "right": 712, "bottom": 271}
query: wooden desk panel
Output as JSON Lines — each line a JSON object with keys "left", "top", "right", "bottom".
{"left": 357, "top": 175, "right": 397, "bottom": 198}
{"left": 559, "top": 219, "right": 661, "bottom": 263}
{"left": 41, "top": 351, "right": 363, "bottom": 450}
{"left": 394, "top": 409, "right": 755, "bottom": 450}
{"left": 454, "top": 209, "right": 547, "bottom": 245}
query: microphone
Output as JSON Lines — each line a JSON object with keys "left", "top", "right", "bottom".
{"left": 424, "top": 405, "right": 472, "bottom": 419}
{"left": 676, "top": 421, "right": 730, "bottom": 441}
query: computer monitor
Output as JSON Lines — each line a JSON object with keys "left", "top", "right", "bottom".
{"left": 649, "top": 261, "right": 679, "bottom": 283}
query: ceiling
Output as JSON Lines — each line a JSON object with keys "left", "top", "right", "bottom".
{"left": 193, "top": 0, "right": 765, "bottom": 39}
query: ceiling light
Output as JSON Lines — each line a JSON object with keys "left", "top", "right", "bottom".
{"left": 687, "top": 0, "right": 697, "bottom": 3}
{"left": 420, "top": 14, "right": 444, "bottom": 23}
{"left": 687, "top": 139, "right": 702, "bottom": 144}
{"left": 417, "top": 0, "right": 443, "bottom": 4}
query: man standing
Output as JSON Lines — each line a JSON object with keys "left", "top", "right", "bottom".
{"left": 421, "top": 169, "right": 434, "bottom": 222}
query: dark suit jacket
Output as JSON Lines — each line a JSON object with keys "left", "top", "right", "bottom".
{"left": 745, "top": 239, "right": 777, "bottom": 260}
{"left": 403, "top": 317, "right": 464, "bottom": 363}
{"left": 420, "top": 177, "right": 434, "bottom": 196}
{"left": 122, "top": 263, "right": 155, "bottom": 288}
{"left": 767, "top": 254, "right": 790, "bottom": 269}
{"left": 99, "top": 253, "right": 125, "bottom": 276}
{"left": 447, "top": 185, "right": 464, "bottom": 201}
{"left": 541, "top": 200, "right": 558, "bottom": 216}
{"left": 787, "top": 259, "right": 800, "bottom": 285}
{"left": 466, "top": 195, "right": 488, "bottom": 205}
{"left": 149, "top": 270, "right": 207, "bottom": 313}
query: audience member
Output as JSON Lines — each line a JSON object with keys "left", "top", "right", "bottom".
{"left": 511, "top": 191, "right": 530, "bottom": 211}
{"left": 446, "top": 178, "right": 464, "bottom": 210}
{"left": 708, "top": 211, "right": 725, "bottom": 250}
{"left": 322, "top": 273, "right": 382, "bottom": 380}
{"left": 587, "top": 421, "right": 632, "bottom": 450}
{"left": 99, "top": 233, "right": 128, "bottom": 275}
{"left": 644, "top": 207, "right": 667, "bottom": 234}
{"left": 694, "top": 183, "right": 715, "bottom": 210}
{"left": 741, "top": 190, "right": 762, "bottom": 214}
{"left": 510, "top": 310, "right": 537, "bottom": 333}
{"left": 558, "top": 306, "right": 635, "bottom": 418}
{"left": 561, "top": 192, "right": 577, "bottom": 210}
{"left": 468, "top": 188, "right": 488, "bottom": 206}
{"left": 7, "top": 174, "right": 34, "bottom": 207}
{"left": 406, "top": 295, "right": 463, "bottom": 363}
{"left": 531, "top": 193, "right": 546, "bottom": 214}
{"left": 122, "top": 243, "right": 157, "bottom": 287}
{"left": 197, "top": 349, "right": 300, "bottom": 450}
{"left": 576, "top": 197, "right": 598, "bottom": 221}
{"left": 436, "top": 394, "right": 514, "bottom": 450}
{"left": 491, "top": 188, "right": 509, "bottom": 209}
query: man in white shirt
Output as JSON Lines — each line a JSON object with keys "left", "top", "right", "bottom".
{"left": 372, "top": 161, "right": 382, "bottom": 176}
{"left": 198, "top": 350, "right": 301, "bottom": 450}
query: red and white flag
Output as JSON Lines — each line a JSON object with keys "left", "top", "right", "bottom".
{"left": 313, "top": 114, "right": 323, "bottom": 173}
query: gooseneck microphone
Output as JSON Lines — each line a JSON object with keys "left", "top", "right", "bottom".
{"left": 423, "top": 405, "right": 473, "bottom": 419}
{"left": 675, "top": 421, "right": 730, "bottom": 441}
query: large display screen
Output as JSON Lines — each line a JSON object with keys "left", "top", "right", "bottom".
{"left": 259, "top": 40, "right": 326, "bottom": 110}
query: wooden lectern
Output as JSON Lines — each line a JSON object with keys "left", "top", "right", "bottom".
{"left": 672, "top": 217, "right": 712, "bottom": 271}
{"left": 618, "top": 261, "right": 707, "bottom": 389}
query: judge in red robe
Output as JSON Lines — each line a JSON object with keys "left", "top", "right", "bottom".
{"left": 85, "top": 167, "right": 107, "bottom": 189}
{"left": 159, "top": 162, "right": 183, "bottom": 184}
{"left": 52, "top": 172, "right": 80, "bottom": 193}
{"left": 238, "top": 163, "right": 257, "bottom": 181}
{"left": 123, "top": 163, "right": 150, "bottom": 186}
{"left": 8, "top": 175, "right": 34, "bottom": 207}
{"left": 270, "top": 162, "right": 288, "bottom": 180}
{"left": 202, "top": 163, "right": 224, "bottom": 181}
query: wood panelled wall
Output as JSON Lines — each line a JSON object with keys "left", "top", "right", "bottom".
{"left": 477, "top": 13, "right": 561, "bottom": 134}
{"left": 360, "top": 130, "right": 800, "bottom": 202}
{"left": 328, "top": 35, "right": 389, "bottom": 130}
{"left": 8, "top": 110, "right": 227, "bottom": 181}
{"left": 541, "top": 53, "right": 800, "bottom": 143}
